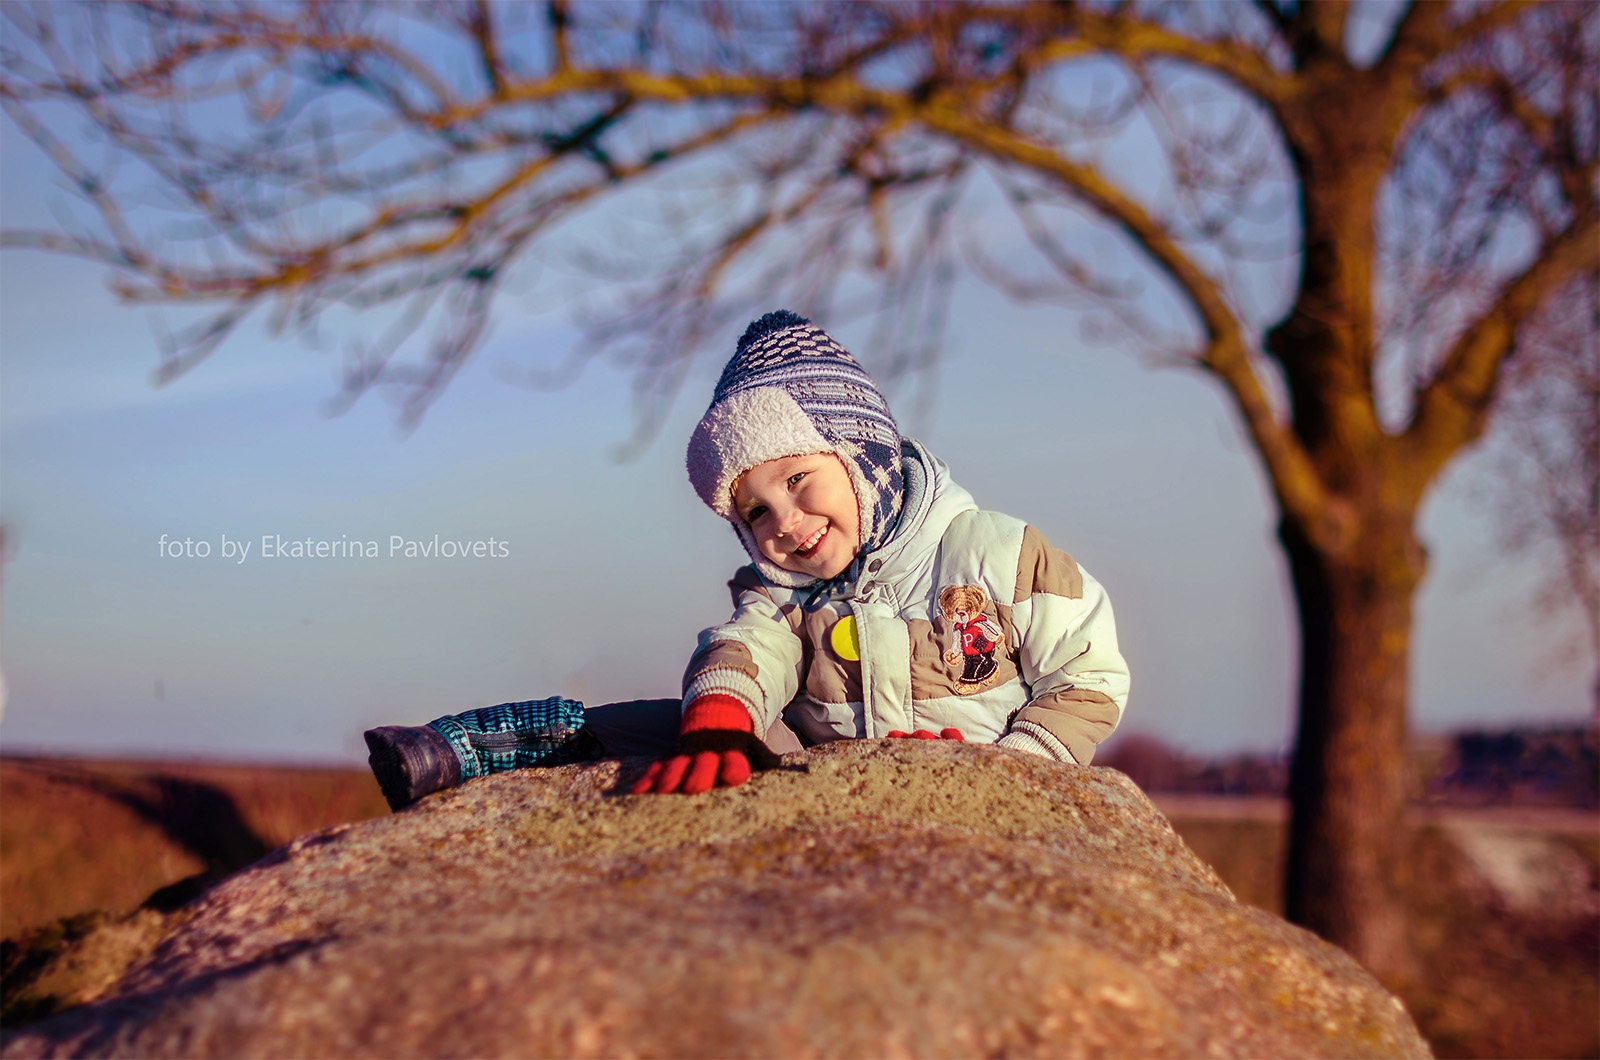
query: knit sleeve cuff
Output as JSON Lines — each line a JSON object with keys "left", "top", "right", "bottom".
{"left": 683, "top": 667, "right": 762, "bottom": 717}
{"left": 997, "top": 721, "right": 1080, "bottom": 764}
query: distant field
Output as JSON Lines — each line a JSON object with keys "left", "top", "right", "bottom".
{"left": 1157, "top": 795, "right": 1598, "bottom": 1059}
{"left": 2, "top": 756, "right": 1595, "bottom": 1059}
{"left": 1, "top": 756, "right": 389, "bottom": 940}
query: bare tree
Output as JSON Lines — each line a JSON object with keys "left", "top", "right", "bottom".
{"left": 3, "top": 0, "right": 1595, "bottom": 981}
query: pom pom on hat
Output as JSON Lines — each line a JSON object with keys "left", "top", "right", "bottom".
{"left": 687, "top": 311, "right": 905, "bottom": 587}
{"left": 735, "top": 309, "right": 811, "bottom": 353}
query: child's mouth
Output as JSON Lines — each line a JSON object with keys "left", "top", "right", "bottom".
{"left": 793, "top": 524, "right": 828, "bottom": 557}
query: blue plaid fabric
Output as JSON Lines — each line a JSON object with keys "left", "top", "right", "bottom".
{"left": 427, "top": 697, "right": 587, "bottom": 780}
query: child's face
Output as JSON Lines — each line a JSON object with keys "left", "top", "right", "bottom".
{"left": 733, "top": 453, "right": 861, "bottom": 579}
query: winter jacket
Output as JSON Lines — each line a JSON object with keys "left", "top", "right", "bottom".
{"left": 681, "top": 438, "right": 1130, "bottom": 764}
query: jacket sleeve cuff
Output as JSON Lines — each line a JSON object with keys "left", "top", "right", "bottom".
{"left": 997, "top": 721, "right": 1079, "bottom": 764}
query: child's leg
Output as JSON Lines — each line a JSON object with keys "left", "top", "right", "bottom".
{"left": 575, "top": 699, "right": 681, "bottom": 758}
{"left": 580, "top": 699, "right": 805, "bottom": 757}
{"left": 365, "top": 696, "right": 592, "bottom": 811}
{"left": 430, "top": 697, "right": 594, "bottom": 777}
{"left": 366, "top": 697, "right": 805, "bottom": 811}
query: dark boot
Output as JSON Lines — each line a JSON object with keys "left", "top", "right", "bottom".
{"left": 364, "top": 724, "right": 464, "bottom": 811}
{"left": 366, "top": 698, "right": 595, "bottom": 811}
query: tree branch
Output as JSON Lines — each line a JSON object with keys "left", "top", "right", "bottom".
{"left": 1383, "top": 0, "right": 1536, "bottom": 72}
{"left": 1445, "top": 0, "right": 1540, "bottom": 53}
{"left": 1305, "top": 0, "right": 1351, "bottom": 59}
{"left": 912, "top": 105, "right": 1342, "bottom": 546}
{"left": 1408, "top": 216, "right": 1600, "bottom": 466}
{"left": 0, "top": 0, "right": 1575, "bottom": 547}
{"left": 1424, "top": 67, "right": 1557, "bottom": 151}
{"left": 470, "top": 0, "right": 505, "bottom": 97}
{"left": 547, "top": 0, "right": 572, "bottom": 74}
{"left": 1250, "top": 0, "right": 1291, "bottom": 42}
{"left": 1022, "top": 12, "right": 1303, "bottom": 141}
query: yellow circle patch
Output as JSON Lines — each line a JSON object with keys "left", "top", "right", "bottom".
{"left": 830, "top": 615, "right": 861, "bottom": 661}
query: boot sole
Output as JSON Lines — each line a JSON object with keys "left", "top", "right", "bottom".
{"left": 365, "top": 727, "right": 425, "bottom": 812}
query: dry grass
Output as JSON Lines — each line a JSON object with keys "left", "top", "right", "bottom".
{"left": 2, "top": 757, "right": 1595, "bottom": 1058}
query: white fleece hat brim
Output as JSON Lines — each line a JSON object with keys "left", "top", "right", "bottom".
{"left": 686, "top": 385, "right": 875, "bottom": 587}
{"left": 687, "top": 387, "right": 832, "bottom": 517}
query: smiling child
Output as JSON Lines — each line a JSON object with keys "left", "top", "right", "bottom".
{"left": 365, "top": 311, "right": 1129, "bottom": 807}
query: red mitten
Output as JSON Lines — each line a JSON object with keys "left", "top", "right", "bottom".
{"left": 886, "top": 728, "right": 965, "bottom": 741}
{"left": 632, "top": 695, "right": 782, "bottom": 795}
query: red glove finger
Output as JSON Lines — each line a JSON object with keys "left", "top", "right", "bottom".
{"left": 633, "top": 696, "right": 777, "bottom": 796}
{"left": 886, "top": 730, "right": 910, "bottom": 738}
{"left": 940, "top": 728, "right": 965, "bottom": 741}
{"left": 912, "top": 729, "right": 939, "bottom": 740}
{"left": 680, "top": 750, "right": 722, "bottom": 795}
{"left": 631, "top": 760, "right": 666, "bottom": 795}
{"left": 717, "top": 749, "right": 752, "bottom": 788}
{"left": 652, "top": 754, "right": 693, "bottom": 794}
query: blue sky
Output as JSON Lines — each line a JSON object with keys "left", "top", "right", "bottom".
{"left": 0, "top": 90, "right": 1591, "bottom": 766}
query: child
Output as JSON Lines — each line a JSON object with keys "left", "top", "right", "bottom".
{"left": 366, "top": 311, "right": 1129, "bottom": 807}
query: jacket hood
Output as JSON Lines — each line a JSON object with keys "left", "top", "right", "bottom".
{"left": 853, "top": 437, "right": 977, "bottom": 596}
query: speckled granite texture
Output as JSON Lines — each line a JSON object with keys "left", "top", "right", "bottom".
{"left": 1, "top": 741, "right": 1430, "bottom": 1058}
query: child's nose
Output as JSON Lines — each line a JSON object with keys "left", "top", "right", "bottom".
{"left": 776, "top": 507, "right": 804, "bottom": 537}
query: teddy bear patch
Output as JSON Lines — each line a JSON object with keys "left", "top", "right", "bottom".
{"left": 938, "top": 584, "right": 1004, "bottom": 694}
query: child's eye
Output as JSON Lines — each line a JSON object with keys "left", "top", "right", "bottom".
{"left": 788, "top": 472, "right": 806, "bottom": 487}
{"left": 745, "top": 505, "right": 768, "bottom": 523}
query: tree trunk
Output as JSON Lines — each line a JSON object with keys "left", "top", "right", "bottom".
{"left": 1280, "top": 510, "right": 1425, "bottom": 985}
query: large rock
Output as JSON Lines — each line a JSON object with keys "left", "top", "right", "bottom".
{"left": 1, "top": 742, "right": 1429, "bottom": 1058}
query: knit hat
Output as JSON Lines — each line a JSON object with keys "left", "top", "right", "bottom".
{"left": 687, "top": 310, "right": 905, "bottom": 587}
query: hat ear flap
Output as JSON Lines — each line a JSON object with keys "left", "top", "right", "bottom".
{"left": 833, "top": 451, "right": 876, "bottom": 566}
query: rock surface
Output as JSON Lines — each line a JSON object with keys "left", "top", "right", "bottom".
{"left": 1, "top": 742, "right": 1430, "bottom": 1058}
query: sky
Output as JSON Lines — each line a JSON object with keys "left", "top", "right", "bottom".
{"left": 0, "top": 57, "right": 1592, "bottom": 767}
